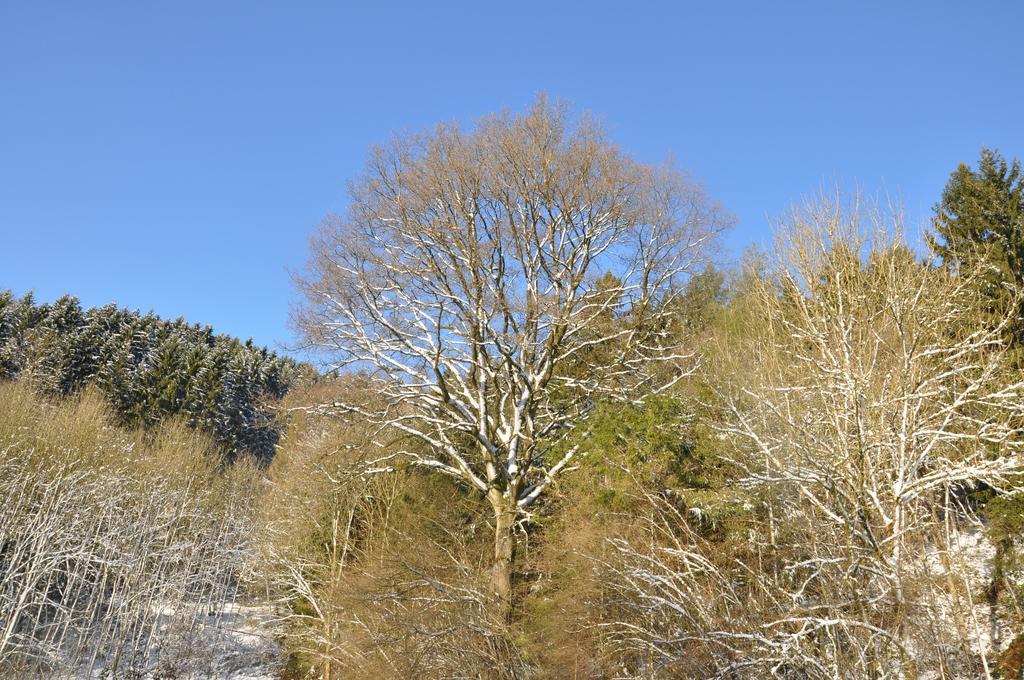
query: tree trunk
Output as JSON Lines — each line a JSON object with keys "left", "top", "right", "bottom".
{"left": 489, "top": 490, "right": 515, "bottom": 620}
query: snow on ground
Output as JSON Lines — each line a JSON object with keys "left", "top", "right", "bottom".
{"left": 189, "top": 602, "right": 283, "bottom": 680}
{"left": 86, "top": 601, "right": 284, "bottom": 680}
{"left": 915, "top": 524, "right": 1012, "bottom": 679}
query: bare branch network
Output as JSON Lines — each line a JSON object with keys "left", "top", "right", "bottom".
{"left": 295, "top": 98, "right": 729, "bottom": 512}
{"left": 595, "top": 199, "right": 1024, "bottom": 678}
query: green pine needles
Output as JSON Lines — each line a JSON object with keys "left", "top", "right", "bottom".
{"left": 0, "top": 292, "right": 311, "bottom": 459}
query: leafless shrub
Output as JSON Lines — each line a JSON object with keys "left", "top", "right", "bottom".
{"left": 0, "top": 382, "right": 261, "bottom": 677}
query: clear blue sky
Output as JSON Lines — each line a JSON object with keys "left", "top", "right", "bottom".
{"left": 2, "top": 2, "right": 1021, "bottom": 352}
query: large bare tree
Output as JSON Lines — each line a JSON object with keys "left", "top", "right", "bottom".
{"left": 294, "top": 96, "right": 728, "bottom": 610}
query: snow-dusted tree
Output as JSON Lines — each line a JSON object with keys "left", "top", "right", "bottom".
{"left": 707, "top": 198, "right": 1024, "bottom": 676}
{"left": 0, "top": 291, "right": 304, "bottom": 458}
{"left": 589, "top": 199, "right": 1024, "bottom": 678}
{"left": 294, "top": 96, "right": 728, "bottom": 610}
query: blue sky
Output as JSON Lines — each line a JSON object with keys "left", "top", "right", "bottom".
{"left": 2, "top": 1, "right": 1021, "bottom": 352}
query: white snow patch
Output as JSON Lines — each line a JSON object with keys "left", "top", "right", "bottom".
{"left": 87, "top": 601, "right": 283, "bottom": 679}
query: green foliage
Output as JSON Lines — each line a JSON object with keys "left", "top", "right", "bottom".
{"left": 572, "top": 397, "right": 722, "bottom": 489}
{"left": 560, "top": 389, "right": 749, "bottom": 534}
{"left": 670, "top": 264, "right": 728, "bottom": 337}
{"left": 929, "top": 150, "right": 1024, "bottom": 634}
{"left": 932, "top": 148, "right": 1024, "bottom": 272}
{"left": 0, "top": 291, "right": 311, "bottom": 458}
{"left": 930, "top": 147, "right": 1024, "bottom": 341}
{"left": 984, "top": 492, "right": 1024, "bottom": 543}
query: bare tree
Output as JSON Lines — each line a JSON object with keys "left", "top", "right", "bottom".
{"left": 294, "top": 96, "right": 728, "bottom": 612}
{"left": 616, "top": 196, "right": 1024, "bottom": 677}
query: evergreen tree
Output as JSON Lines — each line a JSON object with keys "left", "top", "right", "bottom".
{"left": 133, "top": 330, "right": 187, "bottom": 426}
{"left": 0, "top": 292, "right": 46, "bottom": 378}
{"left": 930, "top": 148, "right": 1024, "bottom": 640}
{"left": 0, "top": 290, "right": 309, "bottom": 458}
{"left": 26, "top": 295, "right": 86, "bottom": 394}
{"left": 929, "top": 147, "right": 1024, "bottom": 339}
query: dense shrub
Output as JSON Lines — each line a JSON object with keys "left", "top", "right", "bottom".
{"left": 0, "top": 382, "right": 262, "bottom": 677}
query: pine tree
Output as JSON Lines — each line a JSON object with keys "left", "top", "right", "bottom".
{"left": 0, "top": 291, "right": 25, "bottom": 378}
{"left": 134, "top": 330, "right": 187, "bottom": 426}
{"left": 930, "top": 148, "right": 1024, "bottom": 641}
{"left": 0, "top": 293, "right": 46, "bottom": 378}
{"left": 929, "top": 147, "right": 1024, "bottom": 339}
{"left": 0, "top": 289, "right": 308, "bottom": 457}
{"left": 28, "top": 295, "right": 88, "bottom": 394}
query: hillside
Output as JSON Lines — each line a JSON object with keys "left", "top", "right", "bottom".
{"left": 0, "top": 291, "right": 311, "bottom": 459}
